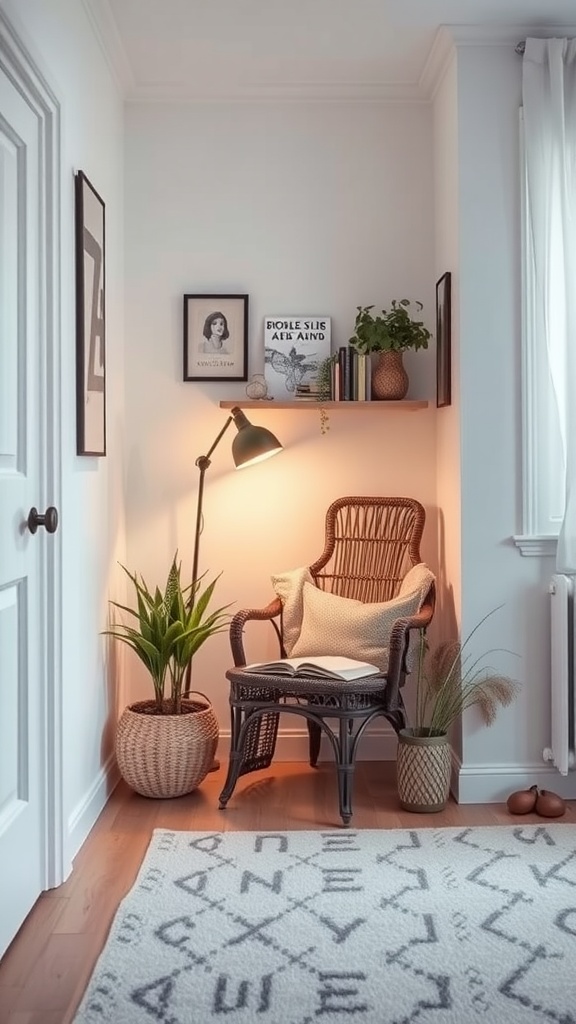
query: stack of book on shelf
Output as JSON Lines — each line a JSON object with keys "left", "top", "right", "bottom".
{"left": 295, "top": 383, "right": 323, "bottom": 401}
{"left": 295, "top": 347, "right": 375, "bottom": 403}
{"left": 331, "top": 347, "right": 373, "bottom": 401}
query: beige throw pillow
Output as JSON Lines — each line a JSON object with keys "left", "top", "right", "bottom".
{"left": 271, "top": 566, "right": 315, "bottom": 655}
{"left": 398, "top": 562, "right": 436, "bottom": 600}
{"left": 290, "top": 565, "right": 435, "bottom": 673}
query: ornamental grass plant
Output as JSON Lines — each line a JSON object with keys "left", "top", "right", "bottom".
{"left": 412, "top": 610, "right": 520, "bottom": 737}
{"left": 104, "top": 554, "right": 231, "bottom": 714}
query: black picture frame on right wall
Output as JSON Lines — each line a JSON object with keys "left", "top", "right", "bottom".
{"left": 436, "top": 271, "right": 451, "bottom": 408}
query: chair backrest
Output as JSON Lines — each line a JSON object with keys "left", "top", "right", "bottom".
{"left": 309, "top": 496, "right": 426, "bottom": 603}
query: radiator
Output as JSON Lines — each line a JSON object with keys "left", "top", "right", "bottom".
{"left": 544, "top": 574, "right": 576, "bottom": 774}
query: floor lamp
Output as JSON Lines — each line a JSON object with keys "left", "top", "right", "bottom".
{"left": 183, "top": 405, "right": 283, "bottom": 700}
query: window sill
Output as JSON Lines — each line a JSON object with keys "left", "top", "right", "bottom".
{"left": 512, "top": 535, "right": 558, "bottom": 557}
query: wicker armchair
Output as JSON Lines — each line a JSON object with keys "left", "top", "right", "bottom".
{"left": 219, "top": 496, "right": 436, "bottom": 825}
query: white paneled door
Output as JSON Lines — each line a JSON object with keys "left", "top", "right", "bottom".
{"left": 0, "top": 58, "right": 58, "bottom": 956}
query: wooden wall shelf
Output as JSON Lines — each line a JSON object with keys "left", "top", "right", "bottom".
{"left": 219, "top": 400, "right": 429, "bottom": 411}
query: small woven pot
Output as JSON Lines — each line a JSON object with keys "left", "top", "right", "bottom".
{"left": 372, "top": 350, "right": 409, "bottom": 400}
{"left": 115, "top": 696, "right": 219, "bottom": 799}
{"left": 396, "top": 728, "right": 451, "bottom": 812}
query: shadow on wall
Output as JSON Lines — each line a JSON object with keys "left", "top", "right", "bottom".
{"left": 101, "top": 629, "right": 120, "bottom": 784}
{"left": 434, "top": 503, "right": 457, "bottom": 627}
{"left": 430, "top": 503, "right": 459, "bottom": 752}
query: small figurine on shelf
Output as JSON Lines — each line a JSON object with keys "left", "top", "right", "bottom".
{"left": 245, "top": 374, "right": 272, "bottom": 400}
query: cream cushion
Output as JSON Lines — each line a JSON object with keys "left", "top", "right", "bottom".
{"left": 271, "top": 566, "right": 315, "bottom": 655}
{"left": 398, "top": 562, "right": 437, "bottom": 601}
{"left": 290, "top": 564, "right": 435, "bottom": 673}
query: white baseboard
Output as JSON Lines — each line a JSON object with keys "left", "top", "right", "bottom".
{"left": 454, "top": 755, "right": 576, "bottom": 803}
{"left": 218, "top": 731, "right": 576, "bottom": 804}
{"left": 66, "top": 754, "right": 120, "bottom": 864}
{"left": 217, "top": 725, "right": 398, "bottom": 763}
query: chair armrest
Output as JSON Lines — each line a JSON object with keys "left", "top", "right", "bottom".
{"left": 229, "top": 597, "right": 283, "bottom": 667}
{"left": 386, "top": 587, "right": 435, "bottom": 697}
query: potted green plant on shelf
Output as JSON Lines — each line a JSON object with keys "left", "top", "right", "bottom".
{"left": 105, "top": 553, "right": 231, "bottom": 798}
{"left": 397, "top": 612, "right": 520, "bottom": 812}
{"left": 349, "top": 299, "right": 431, "bottom": 400}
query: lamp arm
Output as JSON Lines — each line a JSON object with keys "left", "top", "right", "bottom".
{"left": 183, "top": 415, "right": 234, "bottom": 701}
{"left": 203, "top": 414, "right": 234, "bottom": 463}
{"left": 191, "top": 415, "right": 233, "bottom": 588}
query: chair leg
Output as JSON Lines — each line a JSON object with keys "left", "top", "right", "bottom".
{"left": 307, "top": 720, "right": 322, "bottom": 767}
{"left": 218, "top": 705, "right": 244, "bottom": 809}
{"left": 336, "top": 718, "right": 355, "bottom": 827}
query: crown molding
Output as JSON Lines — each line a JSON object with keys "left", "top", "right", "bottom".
{"left": 125, "top": 81, "right": 428, "bottom": 105}
{"left": 419, "top": 22, "right": 576, "bottom": 100}
{"left": 81, "top": 0, "right": 134, "bottom": 95}
{"left": 81, "top": 0, "right": 428, "bottom": 104}
{"left": 79, "top": 11, "right": 576, "bottom": 106}
{"left": 419, "top": 27, "right": 455, "bottom": 100}
{"left": 446, "top": 23, "right": 576, "bottom": 47}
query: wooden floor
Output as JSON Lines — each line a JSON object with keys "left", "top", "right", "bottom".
{"left": 0, "top": 760, "right": 574, "bottom": 1023}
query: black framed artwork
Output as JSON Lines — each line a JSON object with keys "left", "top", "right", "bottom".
{"left": 436, "top": 271, "right": 451, "bottom": 408}
{"left": 183, "top": 294, "right": 248, "bottom": 382}
{"left": 75, "top": 170, "right": 106, "bottom": 455}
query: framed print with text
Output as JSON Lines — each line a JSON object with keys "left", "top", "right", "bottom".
{"left": 75, "top": 170, "right": 106, "bottom": 455}
{"left": 436, "top": 271, "right": 451, "bottom": 408}
{"left": 183, "top": 294, "right": 248, "bottom": 382}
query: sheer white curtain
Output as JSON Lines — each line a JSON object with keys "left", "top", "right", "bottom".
{"left": 523, "top": 38, "right": 576, "bottom": 571}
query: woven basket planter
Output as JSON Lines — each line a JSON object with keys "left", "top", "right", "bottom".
{"left": 396, "top": 728, "right": 451, "bottom": 813}
{"left": 372, "top": 351, "right": 409, "bottom": 400}
{"left": 115, "top": 697, "right": 219, "bottom": 799}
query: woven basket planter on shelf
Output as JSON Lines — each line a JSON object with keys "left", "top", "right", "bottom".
{"left": 396, "top": 728, "right": 451, "bottom": 812}
{"left": 115, "top": 697, "right": 219, "bottom": 799}
{"left": 372, "top": 350, "right": 409, "bottom": 400}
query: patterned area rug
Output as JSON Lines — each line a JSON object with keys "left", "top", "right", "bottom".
{"left": 73, "top": 825, "right": 576, "bottom": 1023}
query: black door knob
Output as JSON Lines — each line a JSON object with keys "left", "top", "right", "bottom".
{"left": 27, "top": 506, "right": 59, "bottom": 534}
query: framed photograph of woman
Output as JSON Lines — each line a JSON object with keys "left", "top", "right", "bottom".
{"left": 183, "top": 294, "right": 248, "bottom": 381}
{"left": 436, "top": 272, "right": 451, "bottom": 408}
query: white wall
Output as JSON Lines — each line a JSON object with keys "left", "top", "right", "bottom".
{"left": 453, "top": 43, "right": 572, "bottom": 800}
{"left": 0, "top": 0, "right": 127, "bottom": 864}
{"left": 123, "top": 100, "right": 439, "bottom": 755}
{"left": 6, "top": 3, "right": 569, "bottom": 827}
{"left": 433, "top": 53, "right": 461, "bottom": 645}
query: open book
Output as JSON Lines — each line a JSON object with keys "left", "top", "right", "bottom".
{"left": 244, "top": 655, "right": 381, "bottom": 682}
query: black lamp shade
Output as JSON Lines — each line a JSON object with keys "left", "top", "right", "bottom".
{"left": 230, "top": 406, "right": 283, "bottom": 469}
